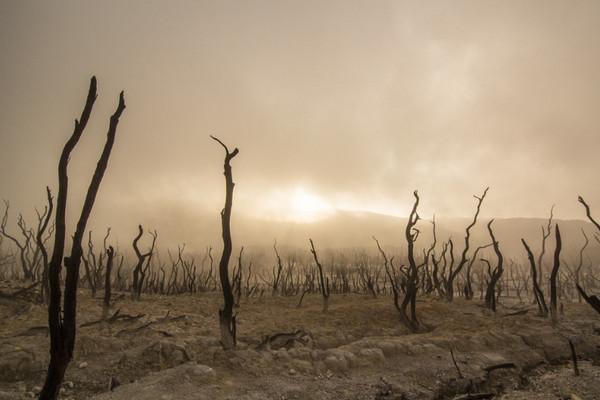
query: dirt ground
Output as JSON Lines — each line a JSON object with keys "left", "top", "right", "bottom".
{"left": 1, "top": 280, "right": 600, "bottom": 400}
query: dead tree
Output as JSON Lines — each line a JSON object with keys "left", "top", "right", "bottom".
{"left": 310, "top": 238, "right": 330, "bottom": 312}
{"left": 537, "top": 206, "right": 554, "bottom": 288}
{"left": 131, "top": 225, "right": 157, "bottom": 300}
{"left": 372, "top": 192, "right": 421, "bottom": 332}
{"left": 102, "top": 246, "right": 115, "bottom": 320}
{"left": 576, "top": 196, "right": 600, "bottom": 315}
{"left": 549, "top": 224, "right": 562, "bottom": 323}
{"left": 483, "top": 220, "right": 503, "bottom": 312}
{"left": 233, "top": 247, "right": 244, "bottom": 306}
{"left": 563, "top": 229, "right": 589, "bottom": 303}
{"left": 445, "top": 187, "right": 488, "bottom": 301}
{"left": 400, "top": 190, "right": 421, "bottom": 332}
{"left": 465, "top": 243, "right": 493, "bottom": 300}
{"left": 272, "top": 239, "right": 283, "bottom": 293}
{"left": 82, "top": 231, "right": 102, "bottom": 297}
{"left": 1, "top": 201, "right": 34, "bottom": 279}
{"left": 37, "top": 188, "right": 54, "bottom": 303}
{"left": 521, "top": 238, "right": 549, "bottom": 317}
{"left": 40, "top": 76, "right": 125, "bottom": 400}
{"left": 576, "top": 284, "right": 600, "bottom": 316}
{"left": 578, "top": 196, "right": 600, "bottom": 232}
{"left": 212, "top": 136, "right": 239, "bottom": 350}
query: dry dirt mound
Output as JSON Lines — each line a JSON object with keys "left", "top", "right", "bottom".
{"left": 1, "top": 284, "right": 599, "bottom": 399}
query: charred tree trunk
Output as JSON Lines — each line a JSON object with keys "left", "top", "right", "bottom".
{"left": 131, "top": 225, "right": 156, "bottom": 300}
{"left": 576, "top": 284, "right": 600, "bottom": 316}
{"left": 40, "top": 77, "right": 125, "bottom": 400}
{"left": 537, "top": 207, "right": 554, "bottom": 289}
{"left": 1, "top": 201, "right": 33, "bottom": 279}
{"left": 484, "top": 220, "right": 503, "bottom": 312}
{"left": 521, "top": 238, "right": 549, "bottom": 317}
{"left": 272, "top": 239, "right": 283, "bottom": 294}
{"left": 549, "top": 224, "right": 562, "bottom": 323}
{"left": 445, "top": 187, "right": 488, "bottom": 301}
{"left": 102, "top": 246, "right": 114, "bottom": 320}
{"left": 310, "top": 239, "right": 329, "bottom": 312}
{"left": 212, "top": 136, "right": 239, "bottom": 350}
{"left": 37, "top": 188, "right": 54, "bottom": 304}
{"left": 577, "top": 196, "right": 600, "bottom": 316}
{"left": 400, "top": 190, "right": 421, "bottom": 332}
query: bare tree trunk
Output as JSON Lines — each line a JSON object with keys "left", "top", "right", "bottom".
{"left": 484, "top": 220, "right": 503, "bottom": 312}
{"left": 131, "top": 225, "right": 156, "bottom": 300}
{"left": 272, "top": 239, "right": 283, "bottom": 294}
{"left": 212, "top": 136, "right": 238, "bottom": 350}
{"left": 1, "top": 201, "right": 33, "bottom": 279}
{"left": 310, "top": 239, "right": 329, "bottom": 312}
{"left": 578, "top": 196, "right": 600, "bottom": 232}
{"left": 521, "top": 238, "right": 549, "bottom": 317}
{"left": 102, "top": 246, "right": 114, "bottom": 320}
{"left": 400, "top": 190, "right": 420, "bottom": 332}
{"left": 445, "top": 188, "right": 488, "bottom": 301}
{"left": 537, "top": 206, "right": 554, "bottom": 289}
{"left": 37, "top": 187, "right": 53, "bottom": 303}
{"left": 40, "top": 77, "right": 125, "bottom": 400}
{"left": 549, "top": 224, "right": 562, "bottom": 323}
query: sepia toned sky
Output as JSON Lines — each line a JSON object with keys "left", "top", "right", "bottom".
{"left": 1, "top": 1, "right": 600, "bottom": 247}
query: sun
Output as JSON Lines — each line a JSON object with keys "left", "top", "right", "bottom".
{"left": 249, "top": 185, "right": 334, "bottom": 223}
{"left": 288, "top": 186, "right": 332, "bottom": 223}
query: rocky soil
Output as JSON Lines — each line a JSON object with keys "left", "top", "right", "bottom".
{"left": 1, "top": 280, "right": 599, "bottom": 399}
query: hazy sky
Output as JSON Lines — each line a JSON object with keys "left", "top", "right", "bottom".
{"left": 1, "top": 1, "right": 600, "bottom": 247}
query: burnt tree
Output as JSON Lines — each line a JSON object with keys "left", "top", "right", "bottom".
{"left": 483, "top": 220, "right": 503, "bottom": 312}
{"left": 445, "top": 187, "right": 488, "bottom": 301}
{"left": 212, "top": 136, "right": 239, "bottom": 350}
{"left": 577, "top": 196, "right": 600, "bottom": 316}
{"left": 40, "top": 77, "right": 125, "bottom": 399}
{"left": 272, "top": 239, "right": 283, "bottom": 294}
{"left": 1, "top": 201, "right": 33, "bottom": 279}
{"left": 131, "top": 225, "right": 157, "bottom": 300}
{"left": 400, "top": 190, "right": 421, "bottom": 332}
{"left": 37, "top": 188, "right": 54, "bottom": 303}
{"left": 549, "top": 224, "right": 562, "bottom": 323}
{"left": 521, "top": 238, "right": 549, "bottom": 317}
{"left": 537, "top": 206, "right": 554, "bottom": 288}
{"left": 102, "top": 245, "right": 115, "bottom": 320}
{"left": 310, "top": 239, "right": 330, "bottom": 312}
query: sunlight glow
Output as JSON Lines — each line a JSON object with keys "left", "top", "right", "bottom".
{"left": 289, "top": 186, "right": 332, "bottom": 222}
{"left": 252, "top": 185, "right": 334, "bottom": 223}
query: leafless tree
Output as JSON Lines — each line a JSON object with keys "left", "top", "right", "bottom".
{"left": 37, "top": 188, "right": 54, "bottom": 303}
{"left": 310, "top": 238, "right": 330, "bottom": 312}
{"left": 1, "top": 201, "right": 34, "bottom": 280}
{"left": 576, "top": 196, "right": 600, "bottom": 316}
{"left": 563, "top": 229, "right": 589, "bottom": 303}
{"left": 400, "top": 190, "right": 421, "bottom": 332}
{"left": 537, "top": 206, "right": 554, "bottom": 288}
{"left": 233, "top": 247, "right": 245, "bottom": 306}
{"left": 483, "top": 220, "right": 503, "bottom": 312}
{"left": 40, "top": 76, "right": 125, "bottom": 399}
{"left": 464, "top": 243, "right": 493, "bottom": 300}
{"left": 212, "top": 135, "right": 239, "bottom": 350}
{"left": 549, "top": 225, "right": 562, "bottom": 323}
{"left": 131, "top": 225, "right": 157, "bottom": 300}
{"left": 272, "top": 239, "right": 283, "bottom": 294}
{"left": 445, "top": 187, "right": 488, "bottom": 301}
{"left": 102, "top": 246, "right": 115, "bottom": 320}
{"left": 521, "top": 238, "right": 549, "bottom": 317}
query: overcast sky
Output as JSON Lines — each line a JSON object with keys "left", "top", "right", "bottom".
{"left": 1, "top": 1, "right": 599, "bottom": 247}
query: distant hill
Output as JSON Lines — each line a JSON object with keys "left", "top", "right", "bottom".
{"left": 232, "top": 210, "right": 600, "bottom": 262}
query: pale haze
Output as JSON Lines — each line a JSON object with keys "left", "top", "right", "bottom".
{"left": 1, "top": 1, "right": 599, "bottom": 248}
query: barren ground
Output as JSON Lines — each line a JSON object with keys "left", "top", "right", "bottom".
{"left": 1, "top": 280, "right": 600, "bottom": 400}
